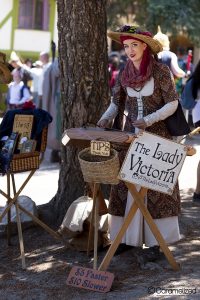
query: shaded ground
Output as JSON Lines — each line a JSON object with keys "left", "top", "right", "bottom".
{"left": 0, "top": 188, "right": 200, "bottom": 299}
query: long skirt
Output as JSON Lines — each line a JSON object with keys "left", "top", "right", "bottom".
{"left": 108, "top": 185, "right": 181, "bottom": 247}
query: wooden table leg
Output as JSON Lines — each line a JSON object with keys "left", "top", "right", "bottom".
{"left": 7, "top": 173, "right": 11, "bottom": 246}
{"left": 87, "top": 183, "right": 99, "bottom": 256}
{"left": 94, "top": 185, "right": 99, "bottom": 270}
{"left": 11, "top": 173, "right": 26, "bottom": 269}
{"left": 88, "top": 183, "right": 108, "bottom": 216}
{"left": 15, "top": 202, "right": 26, "bottom": 269}
{"left": 0, "top": 170, "right": 36, "bottom": 223}
{"left": 126, "top": 182, "right": 180, "bottom": 271}
{"left": 98, "top": 187, "right": 147, "bottom": 271}
{"left": 87, "top": 184, "right": 96, "bottom": 256}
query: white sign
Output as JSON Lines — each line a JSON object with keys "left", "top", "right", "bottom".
{"left": 119, "top": 132, "right": 187, "bottom": 195}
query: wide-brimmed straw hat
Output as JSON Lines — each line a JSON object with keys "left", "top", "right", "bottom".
{"left": 0, "top": 52, "right": 13, "bottom": 84}
{"left": 108, "top": 25, "right": 163, "bottom": 54}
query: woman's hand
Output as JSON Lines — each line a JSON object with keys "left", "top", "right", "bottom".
{"left": 97, "top": 119, "right": 110, "bottom": 128}
{"left": 132, "top": 118, "right": 147, "bottom": 130}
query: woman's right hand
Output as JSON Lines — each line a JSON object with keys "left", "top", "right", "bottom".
{"left": 97, "top": 119, "right": 109, "bottom": 128}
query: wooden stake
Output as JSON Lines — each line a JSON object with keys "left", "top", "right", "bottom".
{"left": 7, "top": 173, "right": 11, "bottom": 246}
{"left": 126, "top": 183, "right": 180, "bottom": 271}
{"left": 94, "top": 185, "right": 99, "bottom": 270}
{"left": 99, "top": 187, "right": 146, "bottom": 271}
{"left": 15, "top": 202, "right": 26, "bottom": 269}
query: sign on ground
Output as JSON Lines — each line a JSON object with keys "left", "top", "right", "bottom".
{"left": 66, "top": 266, "right": 114, "bottom": 293}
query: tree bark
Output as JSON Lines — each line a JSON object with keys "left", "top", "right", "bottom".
{"left": 51, "top": 0, "right": 109, "bottom": 224}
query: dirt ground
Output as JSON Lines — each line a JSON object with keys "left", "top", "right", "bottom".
{"left": 0, "top": 187, "right": 200, "bottom": 300}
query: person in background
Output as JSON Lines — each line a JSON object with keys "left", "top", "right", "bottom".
{"left": 24, "top": 58, "right": 33, "bottom": 68}
{"left": 29, "top": 60, "right": 43, "bottom": 107}
{"left": 97, "top": 25, "right": 182, "bottom": 259}
{"left": 38, "top": 52, "right": 51, "bottom": 108}
{"left": 9, "top": 51, "right": 21, "bottom": 70}
{"left": 41, "top": 57, "right": 61, "bottom": 162}
{"left": 0, "top": 52, "right": 13, "bottom": 114}
{"left": 119, "top": 48, "right": 128, "bottom": 69}
{"left": 175, "top": 47, "right": 188, "bottom": 95}
{"left": 153, "top": 26, "right": 185, "bottom": 80}
{"left": 7, "top": 69, "right": 31, "bottom": 109}
{"left": 108, "top": 54, "right": 120, "bottom": 95}
{"left": 9, "top": 55, "right": 43, "bottom": 108}
{"left": 0, "top": 52, "right": 13, "bottom": 84}
{"left": 9, "top": 51, "right": 33, "bottom": 87}
{"left": 184, "top": 61, "right": 200, "bottom": 202}
{"left": 186, "top": 49, "right": 194, "bottom": 77}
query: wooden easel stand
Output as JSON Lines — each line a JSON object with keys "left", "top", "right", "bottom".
{"left": 98, "top": 182, "right": 180, "bottom": 272}
{"left": 0, "top": 172, "right": 61, "bottom": 269}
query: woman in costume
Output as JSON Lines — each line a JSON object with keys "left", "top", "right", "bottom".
{"left": 97, "top": 25, "right": 182, "bottom": 254}
{"left": 187, "top": 61, "right": 200, "bottom": 202}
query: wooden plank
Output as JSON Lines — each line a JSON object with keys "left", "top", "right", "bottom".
{"left": 62, "top": 127, "right": 135, "bottom": 146}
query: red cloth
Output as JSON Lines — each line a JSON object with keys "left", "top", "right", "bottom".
{"left": 186, "top": 53, "right": 192, "bottom": 72}
{"left": 22, "top": 101, "right": 36, "bottom": 110}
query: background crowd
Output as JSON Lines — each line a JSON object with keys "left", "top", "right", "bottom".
{"left": 1, "top": 50, "right": 61, "bottom": 163}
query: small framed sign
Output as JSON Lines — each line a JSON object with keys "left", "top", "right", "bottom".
{"left": 119, "top": 132, "right": 187, "bottom": 195}
{"left": 13, "top": 115, "right": 34, "bottom": 150}
{"left": 90, "top": 140, "right": 110, "bottom": 156}
{"left": 66, "top": 266, "right": 114, "bottom": 293}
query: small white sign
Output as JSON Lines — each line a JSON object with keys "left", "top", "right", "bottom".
{"left": 90, "top": 140, "right": 110, "bottom": 156}
{"left": 119, "top": 132, "right": 187, "bottom": 195}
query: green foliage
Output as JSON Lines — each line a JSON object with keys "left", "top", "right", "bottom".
{"left": 107, "top": 0, "right": 200, "bottom": 46}
{"left": 106, "top": 0, "right": 135, "bottom": 27}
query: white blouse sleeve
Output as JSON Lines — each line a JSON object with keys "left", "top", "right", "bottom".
{"left": 98, "top": 102, "right": 118, "bottom": 122}
{"left": 144, "top": 100, "right": 178, "bottom": 127}
{"left": 170, "top": 52, "right": 185, "bottom": 78}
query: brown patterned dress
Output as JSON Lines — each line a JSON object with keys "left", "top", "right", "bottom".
{"left": 109, "top": 61, "right": 181, "bottom": 219}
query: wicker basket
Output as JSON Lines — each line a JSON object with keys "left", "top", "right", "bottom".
{"left": 10, "top": 151, "right": 40, "bottom": 173}
{"left": 78, "top": 147, "right": 120, "bottom": 185}
{"left": 8, "top": 127, "right": 48, "bottom": 173}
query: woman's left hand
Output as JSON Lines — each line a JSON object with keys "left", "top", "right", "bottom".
{"left": 132, "top": 118, "right": 147, "bottom": 130}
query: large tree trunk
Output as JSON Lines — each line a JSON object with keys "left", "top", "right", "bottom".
{"left": 50, "top": 0, "right": 109, "bottom": 224}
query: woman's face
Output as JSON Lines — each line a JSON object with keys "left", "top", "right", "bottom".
{"left": 123, "top": 39, "right": 147, "bottom": 68}
{"left": 12, "top": 70, "right": 21, "bottom": 83}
